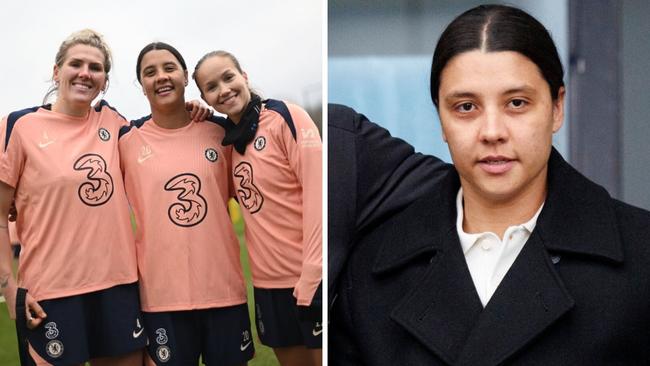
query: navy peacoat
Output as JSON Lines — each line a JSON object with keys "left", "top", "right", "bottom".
{"left": 329, "top": 105, "right": 650, "bottom": 365}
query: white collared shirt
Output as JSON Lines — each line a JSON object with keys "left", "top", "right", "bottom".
{"left": 456, "top": 188, "right": 544, "bottom": 307}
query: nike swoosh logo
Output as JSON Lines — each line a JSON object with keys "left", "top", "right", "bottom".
{"left": 38, "top": 140, "right": 55, "bottom": 148}
{"left": 137, "top": 154, "right": 153, "bottom": 164}
{"left": 133, "top": 328, "right": 144, "bottom": 338}
{"left": 240, "top": 341, "right": 252, "bottom": 351}
{"left": 312, "top": 327, "right": 323, "bottom": 336}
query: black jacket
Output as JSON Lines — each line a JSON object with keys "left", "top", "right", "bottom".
{"left": 327, "top": 104, "right": 447, "bottom": 306}
{"left": 329, "top": 106, "right": 650, "bottom": 365}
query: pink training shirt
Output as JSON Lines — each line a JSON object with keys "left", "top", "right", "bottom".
{"left": 119, "top": 117, "right": 246, "bottom": 312}
{"left": 232, "top": 101, "right": 322, "bottom": 306}
{"left": 0, "top": 102, "right": 137, "bottom": 301}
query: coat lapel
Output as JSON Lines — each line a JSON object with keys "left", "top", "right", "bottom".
{"left": 389, "top": 226, "right": 484, "bottom": 365}
{"left": 376, "top": 171, "right": 484, "bottom": 364}
{"left": 455, "top": 231, "right": 575, "bottom": 365}
{"left": 374, "top": 149, "right": 622, "bottom": 364}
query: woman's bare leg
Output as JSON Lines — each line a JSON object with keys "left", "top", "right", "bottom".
{"left": 90, "top": 348, "right": 143, "bottom": 366}
{"left": 273, "top": 345, "right": 316, "bottom": 366}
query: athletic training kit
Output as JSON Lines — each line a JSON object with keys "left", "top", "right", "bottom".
{"left": 1, "top": 102, "right": 141, "bottom": 364}
{"left": 230, "top": 100, "right": 322, "bottom": 306}
{"left": 223, "top": 99, "right": 322, "bottom": 349}
{"left": 142, "top": 304, "right": 253, "bottom": 365}
{"left": 0, "top": 99, "right": 323, "bottom": 361}
{"left": 119, "top": 116, "right": 252, "bottom": 365}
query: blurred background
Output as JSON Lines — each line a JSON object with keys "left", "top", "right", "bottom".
{"left": 0, "top": 0, "right": 322, "bottom": 129}
{"left": 329, "top": 0, "right": 650, "bottom": 211}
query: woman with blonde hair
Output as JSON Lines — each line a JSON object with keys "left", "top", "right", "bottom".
{"left": 0, "top": 29, "right": 207, "bottom": 366}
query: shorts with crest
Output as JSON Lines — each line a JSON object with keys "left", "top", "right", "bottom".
{"left": 22, "top": 282, "right": 146, "bottom": 366}
{"left": 142, "top": 303, "right": 254, "bottom": 366}
{"left": 254, "top": 286, "right": 322, "bottom": 349}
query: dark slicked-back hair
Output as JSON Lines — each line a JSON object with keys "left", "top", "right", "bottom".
{"left": 430, "top": 4, "right": 564, "bottom": 107}
{"left": 136, "top": 42, "right": 187, "bottom": 83}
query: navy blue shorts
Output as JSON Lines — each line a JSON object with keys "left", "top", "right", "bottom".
{"left": 142, "top": 303, "right": 254, "bottom": 366}
{"left": 254, "top": 287, "right": 322, "bottom": 349}
{"left": 23, "top": 282, "right": 146, "bottom": 365}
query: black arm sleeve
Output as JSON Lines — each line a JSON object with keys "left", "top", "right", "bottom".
{"left": 328, "top": 103, "right": 449, "bottom": 304}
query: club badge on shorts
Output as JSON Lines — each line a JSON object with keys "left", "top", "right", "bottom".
{"left": 44, "top": 322, "right": 64, "bottom": 358}
{"left": 155, "top": 328, "right": 171, "bottom": 363}
{"left": 46, "top": 340, "right": 64, "bottom": 358}
{"left": 156, "top": 345, "right": 171, "bottom": 363}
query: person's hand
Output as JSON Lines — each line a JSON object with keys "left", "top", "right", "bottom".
{"left": 25, "top": 293, "right": 47, "bottom": 329}
{"left": 186, "top": 100, "right": 213, "bottom": 122}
